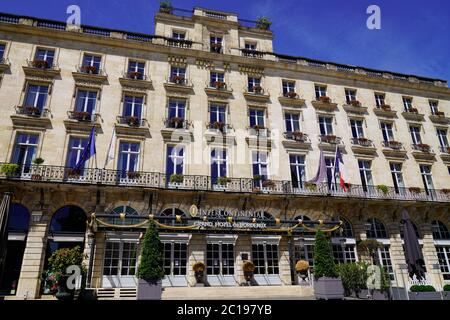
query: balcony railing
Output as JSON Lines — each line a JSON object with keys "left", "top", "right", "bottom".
{"left": 382, "top": 140, "right": 404, "bottom": 150}
{"left": 15, "top": 106, "right": 49, "bottom": 118}
{"left": 284, "top": 131, "right": 309, "bottom": 143}
{"left": 439, "top": 146, "right": 450, "bottom": 154}
{"left": 76, "top": 65, "right": 106, "bottom": 76}
{"left": 248, "top": 126, "right": 270, "bottom": 137}
{"left": 351, "top": 137, "right": 375, "bottom": 148}
{"left": 208, "top": 81, "right": 229, "bottom": 91}
{"left": 207, "top": 122, "right": 232, "bottom": 133}
{"left": 1, "top": 163, "right": 449, "bottom": 203}
{"left": 67, "top": 111, "right": 98, "bottom": 122}
{"left": 123, "top": 71, "right": 149, "bottom": 81}
{"left": 319, "top": 135, "right": 342, "bottom": 145}
{"left": 210, "top": 43, "right": 223, "bottom": 54}
{"left": 168, "top": 75, "right": 189, "bottom": 86}
{"left": 166, "top": 38, "right": 193, "bottom": 48}
{"left": 241, "top": 49, "right": 264, "bottom": 59}
{"left": 411, "top": 143, "right": 433, "bottom": 153}
{"left": 117, "top": 116, "right": 145, "bottom": 127}
{"left": 26, "top": 59, "right": 59, "bottom": 70}
{"left": 165, "top": 118, "right": 190, "bottom": 129}
{"left": 246, "top": 86, "right": 266, "bottom": 95}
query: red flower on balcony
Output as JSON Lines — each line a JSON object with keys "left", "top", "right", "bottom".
{"left": 214, "top": 81, "right": 225, "bottom": 89}
{"left": 126, "top": 116, "right": 139, "bottom": 126}
{"left": 407, "top": 107, "right": 418, "bottom": 114}
{"left": 128, "top": 71, "right": 142, "bottom": 79}
{"left": 417, "top": 143, "right": 430, "bottom": 152}
{"left": 319, "top": 96, "right": 331, "bottom": 103}
{"left": 252, "top": 85, "right": 263, "bottom": 94}
{"left": 73, "top": 111, "right": 91, "bottom": 121}
{"left": 387, "top": 140, "right": 401, "bottom": 149}
{"left": 24, "top": 106, "right": 40, "bottom": 115}
{"left": 262, "top": 180, "right": 276, "bottom": 188}
{"left": 286, "top": 91, "right": 298, "bottom": 99}
{"left": 381, "top": 104, "right": 392, "bottom": 111}
{"left": 171, "top": 75, "right": 185, "bottom": 84}
{"left": 81, "top": 65, "right": 98, "bottom": 74}
{"left": 349, "top": 100, "right": 362, "bottom": 107}
{"left": 32, "top": 59, "right": 49, "bottom": 69}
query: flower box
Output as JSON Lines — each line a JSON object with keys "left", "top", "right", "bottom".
{"left": 409, "top": 187, "right": 421, "bottom": 194}
{"left": 217, "top": 176, "right": 231, "bottom": 186}
{"left": 24, "top": 106, "right": 41, "bottom": 115}
{"left": 349, "top": 100, "right": 362, "bottom": 107}
{"left": 213, "top": 81, "right": 225, "bottom": 89}
{"left": 66, "top": 168, "right": 81, "bottom": 179}
{"left": 128, "top": 71, "right": 143, "bottom": 79}
{"left": 435, "top": 111, "right": 445, "bottom": 117}
{"left": 252, "top": 85, "right": 263, "bottom": 94}
{"left": 286, "top": 91, "right": 298, "bottom": 99}
{"left": 386, "top": 140, "right": 401, "bottom": 149}
{"left": 319, "top": 96, "right": 331, "bottom": 103}
{"left": 305, "top": 182, "right": 317, "bottom": 191}
{"left": 262, "top": 180, "right": 276, "bottom": 188}
{"left": 81, "top": 65, "right": 98, "bottom": 74}
{"left": 126, "top": 116, "right": 140, "bottom": 126}
{"left": 169, "top": 173, "right": 184, "bottom": 184}
{"left": 171, "top": 75, "right": 185, "bottom": 84}
{"left": 441, "top": 189, "right": 450, "bottom": 194}
{"left": 32, "top": 59, "right": 49, "bottom": 69}
{"left": 324, "top": 135, "right": 337, "bottom": 143}
{"left": 417, "top": 143, "right": 430, "bottom": 152}
{"left": 73, "top": 111, "right": 91, "bottom": 121}
{"left": 127, "top": 171, "right": 141, "bottom": 179}
{"left": 381, "top": 104, "right": 391, "bottom": 111}
{"left": 407, "top": 107, "right": 418, "bottom": 113}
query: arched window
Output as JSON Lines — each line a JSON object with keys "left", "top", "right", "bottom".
{"left": 160, "top": 208, "right": 188, "bottom": 226}
{"left": 259, "top": 211, "right": 276, "bottom": 226}
{"left": 332, "top": 216, "right": 354, "bottom": 238}
{"left": 7, "top": 204, "right": 30, "bottom": 233}
{"left": 366, "top": 218, "right": 388, "bottom": 239}
{"left": 431, "top": 220, "right": 450, "bottom": 240}
{"left": 109, "top": 206, "right": 139, "bottom": 225}
{"left": 294, "top": 215, "right": 314, "bottom": 235}
{"left": 400, "top": 221, "right": 421, "bottom": 239}
{"left": 49, "top": 205, "right": 86, "bottom": 233}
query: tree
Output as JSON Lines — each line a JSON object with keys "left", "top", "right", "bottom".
{"left": 313, "top": 230, "right": 338, "bottom": 278}
{"left": 137, "top": 220, "right": 165, "bottom": 283}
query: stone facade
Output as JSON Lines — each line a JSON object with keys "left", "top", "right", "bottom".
{"left": 0, "top": 7, "right": 449, "bottom": 299}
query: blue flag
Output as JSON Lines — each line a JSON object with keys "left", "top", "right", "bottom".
{"left": 74, "top": 126, "right": 96, "bottom": 171}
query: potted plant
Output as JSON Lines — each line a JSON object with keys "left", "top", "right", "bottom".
{"left": 305, "top": 182, "right": 317, "bottom": 191}
{"left": 435, "top": 111, "right": 445, "bottom": 117}
{"left": 443, "top": 284, "right": 450, "bottom": 300}
{"left": 338, "top": 262, "right": 367, "bottom": 297}
{"left": 212, "top": 121, "right": 225, "bottom": 131}
{"left": 31, "top": 158, "right": 44, "bottom": 180}
{"left": 409, "top": 187, "right": 421, "bottom": 194}
{"left": 159, "top": 1, "right": 173, "bottom": 14}
{"left": 286, "top": 91, "right": 298, "bottom": 99}
{"left": 262, "top": 179, "right": 276, "bottom": 188}
{"left": 33, "top": 157, "right": 44, "bottom": 165}
{"left": 170, "top": 116, "right": 183, "bottom": 128}
{"left": 356, "top": 239, "right": 383, "bottom": 264}
{"left": 387, "top": 140, "right": 401, "bottom": 149}
{"left": 0, "top": 163, "right": 19, "bottom": 177}
{"left": 217, "top": 176, "right": 231, "bottom": 186}
{"left": 74, "top": 111, "right": 91, "bottom": 121}
{"left": 292, "top": 131, "right": 304, "bottom": 141}
{"left": 44, "top": 246, "right": 86, "bottom": 301}
{"left": 295, "top": 260, "right": 309, "bottom": 283}
{"left": 170, "top": 173, "right": 184, "bottom": 184}
{"left": 319, "top": 96, "right": 331, "bottom": 103}
{"left": 313, "top": 230, "right": 344, "bottom": 300}
{"left": 407, "top": 107, "right": 419, "bottom": 113}
{"left": 81, "top": 65, "right": 98, "bottom": 74}
{"left": 32, "top": 59, "right": 49, "bottom": 69}
{"left": 25, "top": 106, "right": 40, "bottom": 115}
{"left": 128, "top": 71, "right": 143, "bottom": 79}
{"left": 417, "top": 143, "right": 430, "bottom": 152}
{"left": 242, "top": 261, "right": 255, "bottom": 285}
{"left": 408, "top": 285, "right": 441, "bottom": 300}
{"left": 214, "top": 81, "right": 225, "bottom": 89}
{"left": 193, "top": 262, "right": 206, "bottom": 286}
{"left": 255, "top": 17, "right": 272, "bottom": 30}
{"left": 137, "top": 220, "right": 165, "bottom": 300}
{"left": 324, "top": 135, "right": 337, "bottom": 144}
{"left": 127, "top": 171, "right": 141, "bottom": 179}
{"left": 252, "top": 85, "right": 263, "bottom": 94}
{"left": 126, "top": 116, "right": 139, "bottom": 126}
{"left": 66, "top": 168, "right": 81, "bottom": 179}
{"left": 441, "top": 189, "right": 450, "bottom": 195}
{"left": 349, "top": 100, "right": 362, "bottom": 107}
{"left": 376, "top": 184, "right": 389, "bottom": 195}
{"left": 381, "top": 104, "right": 391, "bottom": 111}
{"left": 171, "top": 75, "right": 185, "bottom": 84}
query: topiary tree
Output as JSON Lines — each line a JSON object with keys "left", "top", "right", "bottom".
{"left": 313, "top": 230, "right": 338, "bottom": 278}
{"left": 137, "top": 220, "right": 165, "bottom": 283}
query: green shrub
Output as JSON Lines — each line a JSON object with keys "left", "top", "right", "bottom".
{"left": 33, "top": 157, "right": 45, "bottom": 165}
{"left": 410, "top": 285, "right": 436, "bottom": 292}
{"left": 137, "top": 220, "right": 165, "bottom": 283}
{"left": 1, "top": 163, "right": 19, "bottom": 175}
{"left": 338, "top": 262, "right": 368, "bottom": 296}
{"left": 170, "top": 173, "right": 184, "bottom": 183}
{"left": 217, "top": 176, "right": 231, "bottom": 185}
{"left": 376, "top": 184, "right": 389, "bottom": 194}
{"left": 256, "top": 17, "right": 272, "bottom": 30}
{"left": 444, "top": 284, "right": 450, "bottom": 292}
{"left": 313, "top": 230, "right": 338, "bottom": 278}
{"left": 47, "top": 246, "right": 86, "bottom": 275}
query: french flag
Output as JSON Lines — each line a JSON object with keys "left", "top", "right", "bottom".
{"left": 334, "top": 147, "right": 349, "bottom": 191}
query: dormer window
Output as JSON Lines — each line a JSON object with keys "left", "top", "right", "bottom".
{"left": 210, "top": 36, "right": 223, "bottom": 53}
{"left": 245, "top": 42, "right": 257, "bottom": 51}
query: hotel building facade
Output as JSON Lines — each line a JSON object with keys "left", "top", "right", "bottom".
{"left": 0, "top": 6, "right": 449, "bottom": 299}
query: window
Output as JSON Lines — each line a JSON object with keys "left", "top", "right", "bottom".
{"left": 163, "top": 242, "right": 188, "bottom": 276}
{"left": 82, "top": 54, "right": 101, "bottom": 73}
{"left": 429, "top": 100, "right": 439, "bottom": 115}
{"left": 249, "top": 109, "right": 265, "bottom": 127}
{"left": 123, "top": 96, "right": 143, "bottom": 119}
{"left": 282, "top": 80, "right": 295, "bottom": 95}
{"left": 211, "top": 148, "right": 227, "bottom": 184}
{"left": 319, "top": 116, "right": 333, "bottom": 135}
{"left": 366, "top": 218, "right": 388, "bottom": 239}
{"left": 75, "top": 90, "right": 97, "bottom": 117}
{"left": 160, "top": 208, "right": 188, "bottom": 226}
{"left": 402, "top": 97, "right": 413, "bottom": 111}
{"left": 390, "top": 163, "right": 405, "bottom": 193}
{"left": 315, "top": 85, "right": 327, "bottom": 100}
{"left": 245, "top": 42, "right": 257, "bottom": 51}
{"left": 377, "top": 246, "right": 395, "bottom": 280}
{"left": 350, "top": 119, "right": 364, "bottom": 138}
{"left": 103, "top": 241, "right": 137, "bottom": 276}
{"left": 431, "top": 220, "right": 450, "bottom": 240}
{"left": 400, "top": 221, "right": 421, "bottom": 239}
{"left": 325, "top": 157, "right": 335, "bottom": 187}
{"left": 358, "top": 160, "right": 374, "bottom": 192}
{"left": 66, "top": 137, "right": 87, "bottom": 169}
{"left": 345, "top": 89, "right": 356, "bottom": 103}
{"left": 118, "top": 142, "right": 140, "bottom": 173}
{"left": 294, "top": 243, "right": 314, "bottom": 272}
{"left": 284, "top": 113, "right": 300, "bottom": 132}
{"left": 172, "top": 31, "right": 185, "bottom": 40}
{"left": 24, "top": 85, "right": 48, "bottom": 111}
{"left": 12, "top": 133, "right": 39, "bottom": 172}
{"left": 410, "top": 126, "right": 422, "bottom": 144}
{"left": 109, "top": 206, "right": 140, "bottom": 225}
{"left": 437, "top": 129, "right": 448, "bottom": 148}
{"left": 436, "top": 246, "right": 450, "bottom": 280}
{"left": 34, "top": 48, "right": 55, "bottom": 66}
{"left": 170, "top": 66, "right": 186, "bottom": 83}
{"left": 206, "top": 243, "right": 234, "bottom": 275}
{"left": 374, "top": 93, "right": 385, "bottom": 107}
{"left": 168, "top": 99, "right": 186, "bottom": 128}
{"left": 333, "top": 244, "right": 357, "bottom": 264}
{"left": 127, "top": 60, "right": 145, "bottom": 79}
{"left": 252, "top": 243, "right": 279, "bottom": 275}
{"left": 210, "top": 36, "right": 223, "bottom": 53}
{"left": 380, "top": 122, "right": 394, "bottom": 142}
{"left": 332, "top": 216, "right": 354, "bottom": 238}
{"left": 252, "top": 151, "right": 268, "bottom": 186}
{"left": 210, "top": 72, "right": 224, "bottom": 87}
{"left": 247, "top": 76, "right": 261, "bottom": 92}
{"left": 0, "top": 43, "right": 5, "bottom": 59}
{"left": 210, "top": 104, "right": 227, "bottom": 128}
{"left": 166, "top": 145, "right": 184, "bottom": 178}
{"left": 419, "top": 165, "right": 435, "bottom": 194}
{"left": 290, "top": 155, "right": 306, "bottom": 189}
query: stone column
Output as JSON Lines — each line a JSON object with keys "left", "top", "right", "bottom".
{"left": 353, "top": 220, "right": 369, "bottom": 262}
{"left": 90, "top": 232, "right": 105, "bottom": 289}
{"left": 279, "top": 237, "right": 291, "bottom": 285}
{"left": 15, "top": 210, "right": 49, "bottom": 299}
{"left": 188, "top": 234, "right": 205, "bottom": 286}
{"left": 421, "top": 223, "right": 444, "bottom": 288}
{"left": 235, "top": 234, "right": 251, "bottom": 285}
{"left": 387, "top": 223, "right": 408, "bottom": 290}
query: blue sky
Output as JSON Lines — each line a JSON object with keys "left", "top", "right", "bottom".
{"left": 1, "top": 0, "right": 449, "bottom": 82}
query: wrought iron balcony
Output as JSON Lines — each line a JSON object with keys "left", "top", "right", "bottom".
{"left": 351, "top": 137, "right": 375, "bottom": 148}
{"left": 67, "top": 111, "right": 98, "bottom": 122}
{"left": 164, "top": 117, "right": 190, "bottom": 129}
{"left": 15, "top": 105, "right": 49, "bottom": 118}
{"left": 76, "top": 65, "right": 106, "bottom": 76}
{"left": 26, "top": 59, "right": 58, "bottom": 70}
{"left": 241, "top": 49, "right": 265, "bottom": 59}
{"left": 1, "top": 163, "right": 449, "bottom": 203}
{"left": 117, "top": 115, "right": 145, "bottom": 127}
{"left": 166, "top": 38, "right": 193, "bottom": 48}
{"left": 284, "top": 131, "right": 309, "bottom": 143}
{"left": 319, "top": 134, "right": 342, "bottom": 145}
{"left": 207, "top": 122, "right": 232, "bottom": 133}
{"left": 210, "top": 43, "right": 223, "bottom": 54}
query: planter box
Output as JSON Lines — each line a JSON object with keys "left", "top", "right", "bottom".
{"left": 137, "top": 279, "right": 162, "bottom": 300}
{"left": 408, "top": 291, "right": 442, "bottom": 300}
{"left": 357, "top": 289, "right": 389, "bottom": 300}
{"left": 442, "top": 292, "right": 450, "bottom": 300}
{"left": 314, "top": 277, "right": 344, "bottom": 300}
